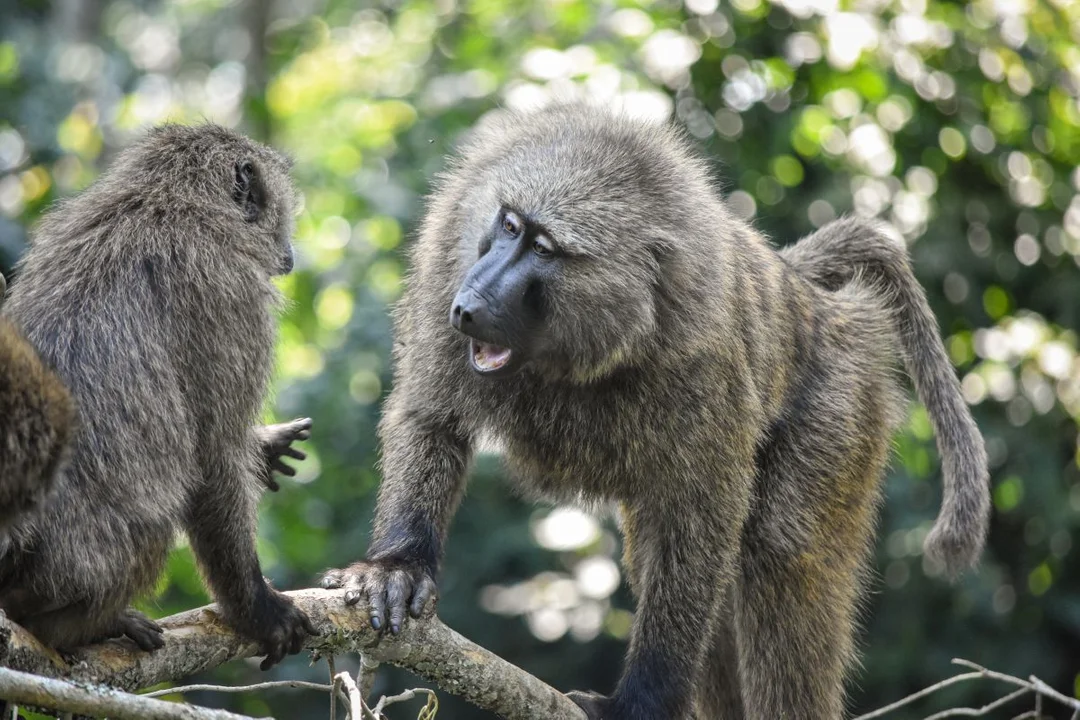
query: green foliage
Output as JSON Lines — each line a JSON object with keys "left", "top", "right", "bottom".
{"left": 2, "top": 0, "right": 1080, "bottom": 717}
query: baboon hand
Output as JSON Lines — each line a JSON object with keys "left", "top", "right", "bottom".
{"left": 258, "top": 417, "right": 312, "bottom": 491}
{"left": 240, "top": 587, "right": 319, "bottom": 670}
{"left": 320, "top": 559, "right": 437, "bottom": 635}
{"left": 117, "top": 608, "right": 165, "bottom": 652}
{"left": 566, "top": 690, "right": 614, "bottom": 719}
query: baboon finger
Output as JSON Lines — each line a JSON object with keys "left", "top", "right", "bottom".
{"left": 368, "top": 586, "right": 387, "bottom": 632}
{"left": 144, "top": 629, "right": 166, "bottom": 651}
{"left": 262, "top": 475, "right": 281, "bottom": 492}
{"left": 271, "top": 459, "right": 296, "bottom": 476}
{"left": 409, "top": 576, "right": 437, "bottom": 618}
{"left": 320, "top": 570, "right": 345, "bottom": 589}
{"left": 288, "top": 625, "right": 306, "bottom": 655}
{"left": 119, "top": 610, "right": 165, "bottom": 651}
{"left": 128, "top": 625, "right": 165, "bottom": 651}
{"left": 260, "top": 629, "right": 287, "bottom": 670}
{"left": 282, "top": 446, "right": 306, "bottom": 461}
{"left": 386, "top": 573, "right": 410, "bottom": 634}
{"left": 259, "top": 647, "right": 280, "bottom": 670}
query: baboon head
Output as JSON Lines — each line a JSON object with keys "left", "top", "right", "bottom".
{"left": 447, "top": 105, "right": 719, "bottom": 383}
{"left": 125, "top": 124, "right": 298, "bottom": 276}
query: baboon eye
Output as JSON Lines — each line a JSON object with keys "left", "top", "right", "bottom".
{"left": 502, "top": 213, "right": 521, "bottom": 236}
{"left": 532, "top": 235, "right": 555, "bottom": 258}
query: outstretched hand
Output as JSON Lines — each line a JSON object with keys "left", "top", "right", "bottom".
{"left": 257, "top": 417, "right": 312, "bottom": 491}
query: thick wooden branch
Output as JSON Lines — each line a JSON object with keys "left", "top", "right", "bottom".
{"left": 0, "top": 588, "right": 585, "bottom": 720}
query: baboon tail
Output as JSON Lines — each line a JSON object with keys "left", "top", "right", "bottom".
{"left": 780, "top": 217, "right": 990, "bottom": 579}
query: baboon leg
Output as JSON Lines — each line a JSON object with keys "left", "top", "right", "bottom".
{"left": 22, "top": 602, "right": 162, "bottom": 652}
{"left": 3, "top": 582, "right": 162, "bottom": 651}
{"left": 693, "top": 601, "right": 744, "bottom": 720}
{"left": 0, "top": 585, "right": 66, "bottom": 620}
{"left": 18, "top": 600, "right": 108, "bottom": 650}
{"left": 733, "top": 544, "right": 860, "bottom": 720}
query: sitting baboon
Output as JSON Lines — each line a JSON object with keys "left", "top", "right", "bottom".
{"left": 1, "top": 124, "right": 317, "bottom": 666}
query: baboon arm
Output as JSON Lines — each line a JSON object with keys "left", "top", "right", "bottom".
{"left": 366, "top": 402, "right": 472, "bottom": 573}
{"left": 320, "top": 400, "right": 471, "bottom": 632}
{"left": 186, "top": 450, "right": 315, "bottom": 669}
{"left": 186, "top": 454, "right": 265, "bottom": 612}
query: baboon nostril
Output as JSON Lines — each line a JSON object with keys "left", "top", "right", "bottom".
{"left": 460, "top": 309, "right": 473, "bottom": 324}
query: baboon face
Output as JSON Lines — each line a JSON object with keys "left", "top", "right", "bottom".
{"left": 449, "top": 115, "right": 669, "bottom": 382}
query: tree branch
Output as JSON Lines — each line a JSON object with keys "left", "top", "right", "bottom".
{"left": 852, "top": 658, "right": 1080, "bottom": 720}
{"left": 0, "top": 588, "right": 586, "bottom": 720}
{"left": 0, "top": 666, "right": 264, "bottom": 720}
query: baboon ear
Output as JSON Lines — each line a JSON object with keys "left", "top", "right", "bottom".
{"left": 233, "top": 158, "right": 264, "bottom": 223}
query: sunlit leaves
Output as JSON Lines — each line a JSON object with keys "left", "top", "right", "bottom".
{"left": 4, "top": 0, "right": 1080, "bottom": 714}
{"left": 57, "top": 107, "right": 102, "bottom": 159}
{"left": 0, "top": 43, "right": 18, "bottom": 83}
{"left": 995, "top": 475, "right": 1024, "bottom": 511}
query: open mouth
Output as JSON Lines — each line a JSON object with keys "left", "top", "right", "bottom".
{"left": 469, "top": 339, "right": 514, "bottom": 375}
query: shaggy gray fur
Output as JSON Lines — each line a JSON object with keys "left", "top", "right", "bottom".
{"left": 0, "top": 124, "right": 316, "bottom": 665}
{"left": 321, "top": 104, "right": 989, "bottom": 719}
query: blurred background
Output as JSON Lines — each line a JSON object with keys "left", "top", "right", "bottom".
{"left": 1, "top": 0, "right": 1079, "bottom": 717}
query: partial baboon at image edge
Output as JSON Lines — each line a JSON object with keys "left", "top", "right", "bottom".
{"left": 0, "top": 123, "right": 315, "bottom": 665}
{"left": 0, "top": 271, "right": 75, "bottom": 537}
{"left": 322, "top": 103, "right": 990, "bottom": 720}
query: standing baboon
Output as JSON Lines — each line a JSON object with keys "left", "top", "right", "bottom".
{"left": 0, "top": 124, "right": 316, "bottom": 664}
{"left": 0, "top": 272, "right": 75, "bottom": 534}
{"left": 321, "top": 104, "right": 989, "bottom": 719}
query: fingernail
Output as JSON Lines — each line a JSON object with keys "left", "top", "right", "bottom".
{"left": 371, "top": 616, "right": 381, "bottom": 630}
{"left": 391, "top": 623, "right": 400, "bottom": 635}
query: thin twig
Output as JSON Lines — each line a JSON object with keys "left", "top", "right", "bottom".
{"left": 143, "top": 680, "right": 333, "bottom": 698}
{"left": 953, "top": 659, "right": 1080, "bottom": 711}
{"left": 336, "top": 671, "right": 369, "bottom": 720}
{"left": 852, "top": 672, "right": 984, "bottom": 719}
{"left": 0, "top": 666, "right": 263, "bottom": 720}
{"left": 922, "top": 687, "right": 1029, "bottom": 719}
{"left": 855, "top": 658, "right": 1080, "bottom": 720}
{"left": 373, "top": 688, "right": 439, "bottom": 718}
{"left": 359, "top": 653, "right": 380, "bottom": 701}
{"left": 328, "top": 654, "right": 338, "bottom": 720}
{"left": 1025, "top": 672, "right": 1080, "bottom": 712}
